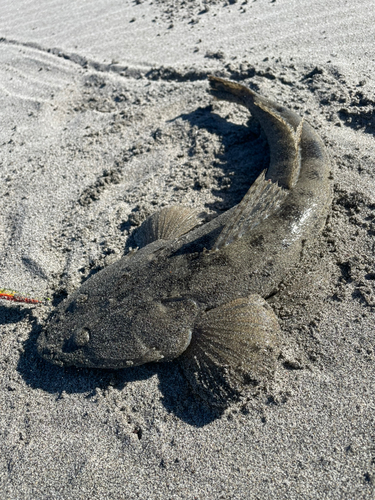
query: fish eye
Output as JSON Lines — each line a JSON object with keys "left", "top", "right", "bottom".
{"left": 72, "top": 328, "right": 90, "bottom": 347}
{"left": 76, "top": 294, "right": 88, "bottom": 304}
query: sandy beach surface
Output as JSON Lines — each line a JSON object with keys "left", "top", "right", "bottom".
{"left": 1, "top": 1, "right": 375, "bottom": 498}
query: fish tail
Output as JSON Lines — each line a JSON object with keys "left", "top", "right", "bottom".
{"left": 208, "top": 75, "right": 257, "bottom": 107}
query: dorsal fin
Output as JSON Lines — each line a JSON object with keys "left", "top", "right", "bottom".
{"left": 135, "top": 206, "right": 202, "bottom": 248}
{"left": 255, "top": 100, "right": 304, "bottom": 190}
{"left": 213, "top": 170, "right": 288, "bottom": 252}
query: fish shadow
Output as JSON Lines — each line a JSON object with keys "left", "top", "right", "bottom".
{"left": 126, "top": 105, "right": 269, "bottom": 253}
{"left": 18, "top": 318, "right": 221, "bottom": 426}
{"left": 0, "top": 304, "right": 34, "bottom": 325}
{"left": 174, "top": 105, "right": 270, "bottom": 212}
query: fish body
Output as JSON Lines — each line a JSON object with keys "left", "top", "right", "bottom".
{"left": 38, "top": 77, "right": 332, "bottom": 407}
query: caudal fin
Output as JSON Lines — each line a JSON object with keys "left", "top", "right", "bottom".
{"left": 208, "top": 75, "right": 257, "bottom": 107}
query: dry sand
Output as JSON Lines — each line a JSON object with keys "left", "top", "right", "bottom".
{"left": 1, "top": 1, "right": 375, "bottom": 498}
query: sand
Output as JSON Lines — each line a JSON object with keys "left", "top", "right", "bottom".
{"left": 1, "top": 0, "right": 375, "bottom": 498}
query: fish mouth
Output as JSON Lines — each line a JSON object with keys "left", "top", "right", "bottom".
{"left": 37, "top": 330, "right": 85, "bottom": 368}
{"left": 37, "top": 337, "right": 108, "bottom": 369}
{"left": 37, "top": 321, "right": 95, "bottom": 368}
{"left": 37, "top": 327, "right": 161, "bottom": 370}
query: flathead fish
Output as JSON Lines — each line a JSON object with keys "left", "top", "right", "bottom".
{"left": 38, "top": 77, "right": 332, "bottom": 407}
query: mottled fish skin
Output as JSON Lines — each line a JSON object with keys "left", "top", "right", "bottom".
{"left": 38, "top": 77, "right": 332, "bottom": 407}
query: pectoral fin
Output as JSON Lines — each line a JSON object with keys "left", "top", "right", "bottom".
{"left": 135, "top": 206, "right": 202, "bottom": 247}
{"left": 178, "top": 295, "right": 281, "bottom": 408}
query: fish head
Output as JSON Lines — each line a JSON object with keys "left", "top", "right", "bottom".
{"left": 38, "top": 243, "right": 199, "bottom": 369}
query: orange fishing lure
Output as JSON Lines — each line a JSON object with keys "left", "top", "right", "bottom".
{"left": 0, "top": 288, "right": 42, "bottom": 304}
